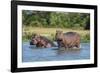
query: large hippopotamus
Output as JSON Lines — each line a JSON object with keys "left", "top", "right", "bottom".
{"left": 30, "top": 34, "right": 56, "bottom": 48}
{"left": 55, "top": 30, "right": 80, "bottom": 49}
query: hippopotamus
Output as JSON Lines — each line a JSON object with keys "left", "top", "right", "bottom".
{"left": 55, "top": 30, "right": 80, "bottom": 49}
{"left": 30, "top": 34, "right": 39, "bottom": 45}
{"left": 30, "top": 34, "right": 56, "bottom": 48}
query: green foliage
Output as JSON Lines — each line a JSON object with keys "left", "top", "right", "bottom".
{"left": 81, "top": 33, "right": 90, "bottom": 43}
{"left": 22, "top": 10, "right": 90, "bottom": 29}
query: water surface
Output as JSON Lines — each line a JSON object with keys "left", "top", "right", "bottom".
{"left": 22, "top": 42, "right": 90, "bottom": 62}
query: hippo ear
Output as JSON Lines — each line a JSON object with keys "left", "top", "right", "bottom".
{"left": 32, "top": 33, "right": 37, "bottom": 37}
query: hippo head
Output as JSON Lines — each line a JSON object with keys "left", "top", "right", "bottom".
{"left": 31, "top": 38, "right": 38, "bottom": 45}
{"left": 31, "top": 34, "right": 40, "bottom": 45}
{"left": 55, "top": 30, "right": 63, "bottom": 41}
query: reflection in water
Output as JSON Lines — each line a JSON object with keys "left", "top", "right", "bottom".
{"left": 57, "top": 48, "right": 80, "bottom": 55}
{"left": 22, "top": 42, "right": 90, "bottom": 62}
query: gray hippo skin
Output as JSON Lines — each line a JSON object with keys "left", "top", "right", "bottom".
{"left": 55, "top": 30, "right": 80, "bottom": 49}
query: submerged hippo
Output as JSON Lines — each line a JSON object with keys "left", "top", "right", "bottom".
{"left": 55, "top": 30, "right": 80, "bottom": 49}
{"left": 30, "top": 34, "right": 56, "bottom": 48}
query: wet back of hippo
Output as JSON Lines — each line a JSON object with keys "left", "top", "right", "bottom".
{"left": 63, "top": 32, "right": 80, "bottom": 48}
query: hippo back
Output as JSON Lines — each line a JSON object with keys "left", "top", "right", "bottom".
{"left": 40, "top": 36, "right": 57, "bottom": 47}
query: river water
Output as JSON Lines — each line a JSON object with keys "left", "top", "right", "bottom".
{"left": 22, "top": 42, "right": 90, "bottom": 62}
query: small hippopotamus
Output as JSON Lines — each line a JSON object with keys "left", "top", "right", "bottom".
{"left": 55, "top": 30, "right": 80, "bottom": 49}
{"left": 30, "top": 34, "right": 56, "bottom": 48}
{"left": 30, "top": 34, "right": 39, "bottom": 45}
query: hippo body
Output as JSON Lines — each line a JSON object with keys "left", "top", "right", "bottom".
{"left": 30, "top": 34, "right": 56, "bottom": 48}
{"left": 55, "top": 31, "right": 80, "bottom": 49}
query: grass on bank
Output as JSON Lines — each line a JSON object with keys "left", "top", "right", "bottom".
{"left": 22, "top": 27, "right": 90, "bottom": 43}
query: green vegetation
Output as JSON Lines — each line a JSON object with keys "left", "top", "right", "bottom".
{"left": 22, "top": 10, "right": 90, "bottom": 42}
{"left": 22, "top": 10, "right": 90, "bottom": 30}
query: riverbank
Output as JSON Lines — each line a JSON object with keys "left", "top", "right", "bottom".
{"left": 22, "top": 27, "right": 90, "bottom": 43}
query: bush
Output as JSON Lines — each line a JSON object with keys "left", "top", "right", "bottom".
{"left": 81, "top": 33, "right": 90, "bottom": 43}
